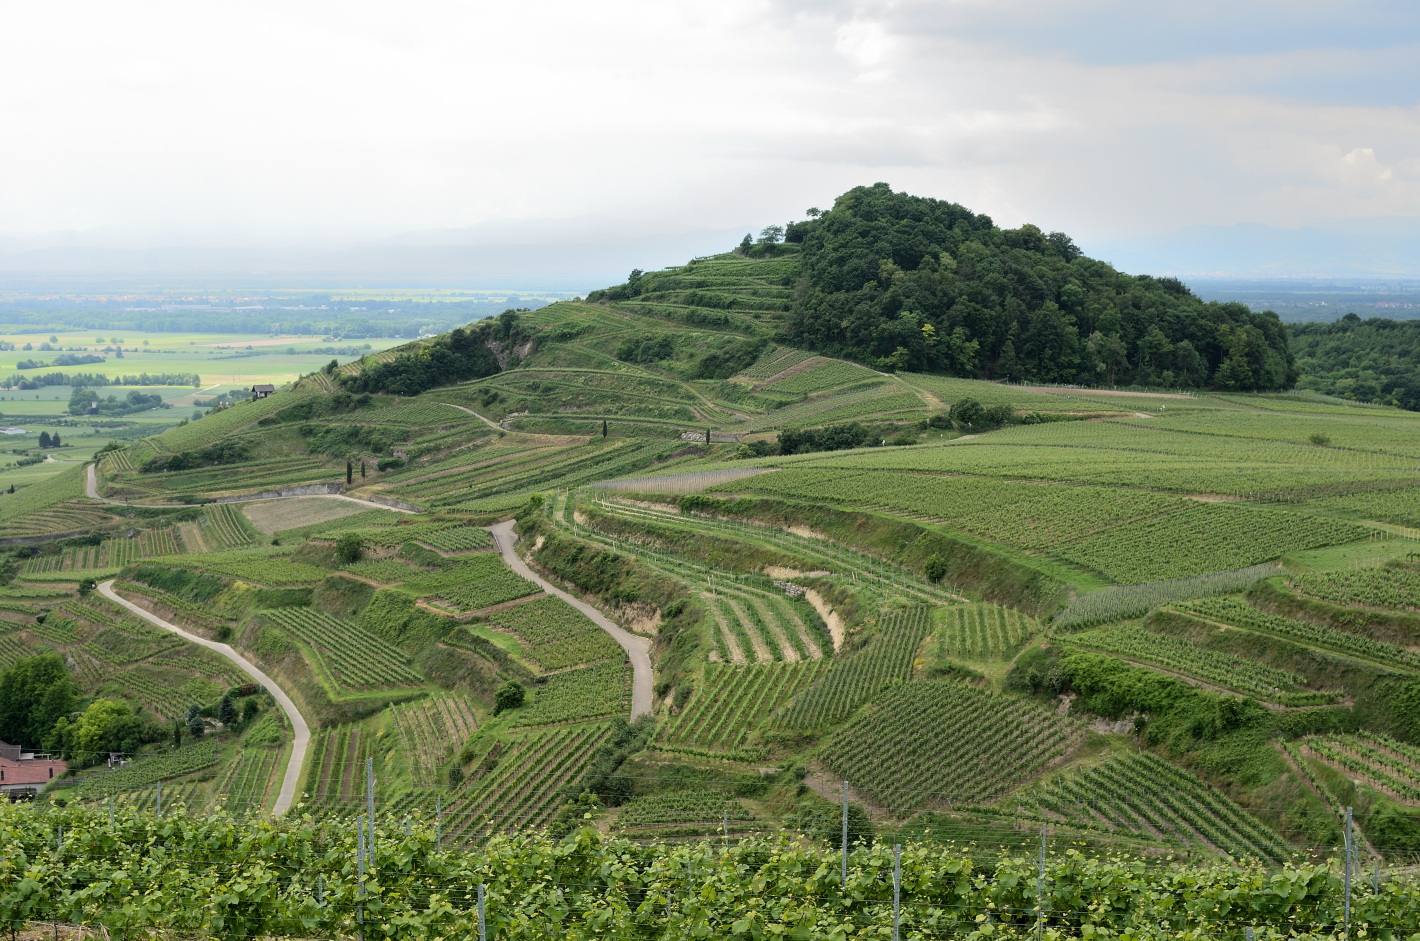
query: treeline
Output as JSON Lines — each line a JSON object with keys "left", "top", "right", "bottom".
{"left": 338, "top": 311, "right": 523, "bottom": 396}
{"left": 784, "top": 183, "right": 1295, "bottom": 390}
{"left": 1288, "top": 314, "right": 1420, "bottom": 411}
{"left": 0, "top": 298, "right": 547, "bottom": 338}
{"left": 1, "top": 371, "right": 200, "bottom": 390}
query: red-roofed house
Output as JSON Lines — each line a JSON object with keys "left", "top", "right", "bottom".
{"left": 0, "top": 741, "right": 65, "bottom": 798}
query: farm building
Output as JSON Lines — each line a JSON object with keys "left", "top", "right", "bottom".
{"left": 0, "top": 741, "right": 65, "bottom": 797}
{"left": 250, "top": 384, "right": 276, "bottom": 399}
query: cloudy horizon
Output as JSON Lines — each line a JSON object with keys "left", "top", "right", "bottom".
{"left": 1, "top": 1, "right": 1417, "bottom": 280}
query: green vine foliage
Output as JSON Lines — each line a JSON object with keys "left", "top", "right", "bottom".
{"left": 1, "top": 802, "right": 1418, "bottom": 939}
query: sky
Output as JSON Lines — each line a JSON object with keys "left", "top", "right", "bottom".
{"left": 0, "top": 1, "right": 1417, "bottom": 279}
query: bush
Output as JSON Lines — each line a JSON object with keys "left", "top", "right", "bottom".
{"left": 923, "top": 554, "right": 948, "bottom": 583}
{"left": 950, "top": 397, "right": 984, "bottom": 428}
{"left": 377, "top": 458, "right": 405, "bottom": 471}
{"left": 494, "top": 681, "right": 526, "bottom": 715}
{"left": 334, "top": 533, "right": 363, "bottom": 565}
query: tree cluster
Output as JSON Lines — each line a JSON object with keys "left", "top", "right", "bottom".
{"left": 140, "top": 439, "right": 251, "bottom": 473}
{"left": 338, "top": 311, "right": 520, "bottom": 396}
{"left": 1288, "top": 314, "right": 1420, "bottom": 411}
{"left": 786, "top": 183, "right": 1296, "bottom": 390}
{"left": 67, "top": 387, "right": 166, "bottom": 417}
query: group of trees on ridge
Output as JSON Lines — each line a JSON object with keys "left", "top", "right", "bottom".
{"left": 784, "top": 184, "right": 1294, "bottom": 390}
{"left": 588, "top": 184, "right": 1296, "bottom": 392}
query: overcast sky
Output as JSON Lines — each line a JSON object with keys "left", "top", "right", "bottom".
{"left": 1, "top": 0, "right": 1417, "bottom": 250}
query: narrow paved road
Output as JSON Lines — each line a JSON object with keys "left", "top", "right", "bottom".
{"left": 97, "top": 580, "right": 311, "bottom": 816}
{"left": 489, "top": 519, "right": 653, "bottom": 719}
{"left": 86, "top": 463, "right": 414, "bottom": 513}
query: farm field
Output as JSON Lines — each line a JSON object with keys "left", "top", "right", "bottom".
{"left": 8, "top": 238, "right": 1420, "bottom": 881}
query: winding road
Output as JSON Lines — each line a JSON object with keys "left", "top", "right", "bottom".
{"left": 97, "top": 580, "right": 311, "bottom": 815}
{"left": 489, "top": 519, "right": 653, "bottom": 719}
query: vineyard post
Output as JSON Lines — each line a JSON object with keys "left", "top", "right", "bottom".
{"left": 156, "top": 780, "right": 161, "bottom": 817}
{"left": 1246, "top": 927, "right": 1253, "bottom": 941}
{"left": 722, "top": 809, "right": 728, "bottom": 850}
{"left": 892, "top": 844, "right": 901, "bottom": 941}
{"left": 357, "top": 814, "right": 366, "bottom": 941}
{"left": 317, "top": 873, "right": 323, "bottom": 905}
{"left": 841, "top": 781, "right": 849, "bottom": 886}
{"left": 436, "top": 795, "right": 441, "bottom": 850}
{"left": 1374, "top": 860, "right": 1380, "bottom": 894}
{"left": 1036, "top": 824, "right": 1047, "bottom": 938}
{"left": 477, "top": 884, "right": 486, "bottom": 941}
{"left": 56, "top": 824, "right": 61, "bottom": 853}
{"left": 367, "top": 757, "right": 375, "bottom": 845}
{"left": 107, "top": 797, "right": 113, "bottom": 829}
{"left": 1344, "top": 806, "right": 1353, "bottom": 938}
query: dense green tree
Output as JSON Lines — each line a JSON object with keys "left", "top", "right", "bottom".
{"left": 0, "top": 654, "right": 78, "bottom": 747}
{"left": 218, "top": 693, "right": 237, "bottom": 726}
{"left": 494, "top": 681, "right": 526, "bottom": 715}
{"left": 786, "top": 183, "right": 1295, "bottom": 390}
{"left": 335, "top": 533, "right": 363, "bottom": 565}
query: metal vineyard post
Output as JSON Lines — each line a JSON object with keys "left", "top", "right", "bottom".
{"left": 477, "top": 884, "right": 486, "bottom": 941}
{"left": 893, "top": 843, "right": 901, "bottom": 941}
{"left": 841, "top": 780, "right": 849, "bottom": 885}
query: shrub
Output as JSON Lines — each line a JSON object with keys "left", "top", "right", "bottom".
{"left": 335, "top": 533, "right": 363, "bottom": 565}
{"left": 494, "top": 681, "right": 526, "bottom": 715}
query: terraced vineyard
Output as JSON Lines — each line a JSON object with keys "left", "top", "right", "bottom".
{"left": 68, "top": 740, "right": 221, "bottom": 801}
{"left": 822, "top": 680, "right": 1079, "bottom": 815}
{"left": 261, "top": 609, "right": 423, "bottom": 691}
{"left": 302, "top": 726, "right": 371, "bottom": 810}
{"left": 778, "top": 607, "right": 934, "bottom": 728}
{"left": 932, "top": 603, "right": 1036, "bottom": 660}
{"left": 510, "top": 663, "right": 631, "bottom": 726}
{"left": 614, "top": 793, "right": 755, "bottom": 832}
{"left": 390, "top": 696, "right": 477, "bottom": 787}
{"left": 212, "top": 748, "right": 281, "bottom": 814}
{"left": 481, "top": 596, "right": 621, "bottom": 671}
{"left": 445, "top": 723, "right": 611, "bottom": 838}
{"left": 1062, "top": 622, "right": 1335, "bottom": 705}
{"left": 402, "top": 554, "right": 539, "bottom": 611}
{"left": 656, "top": 661, "right": 825, "bottom": 759}
{"left": 200, "top": 503, "right": 261, "bottom": 549}
{"left": 417, "top": 525, "right": 493, "bottom": 553}
{"left": 590, "top": 495, "right": 961, "bottom": 606}
{"left": 1299, "top": 732, "right": 1420, "bottom": 804}
{"left": 1173, "top": 596, "right": 1420, "bottom": 670}
{"left": 148, "top": 549, "right": 332, "bottom": 586}
{"left": 1288, "top": 567, "right": 1420, "bottom": 612}
{"left": 1019, "top": 752, "right": 1292, "bottom": 862}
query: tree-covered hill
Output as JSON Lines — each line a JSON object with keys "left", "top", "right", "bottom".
{"left": 593, "top": 183, "right": 1296, "bottom": 391}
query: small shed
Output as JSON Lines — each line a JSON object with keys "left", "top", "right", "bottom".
{"left": 250, "top": 384, "right": 276, "bottom": 399}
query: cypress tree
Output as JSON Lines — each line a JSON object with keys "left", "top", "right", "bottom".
{"left": 346, "top": 461, "right": 353, "bottom": 484}
{"left": 601, "top": 420, "right": 607, "bottom": 438}
{"left": 38, "top": 431, "right": 50, "bottom": 448}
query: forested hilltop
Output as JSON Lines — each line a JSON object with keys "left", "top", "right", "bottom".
{"left": 597, "top": 183, "right": 1296, "bottom": 391}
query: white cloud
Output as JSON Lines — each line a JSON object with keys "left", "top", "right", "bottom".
{"left": 0, "top": 0, "right": 1415, "bottom": 252}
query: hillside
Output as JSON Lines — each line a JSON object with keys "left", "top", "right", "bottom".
{"left": 594, "top": 183, "right": 1295, "bottom": 391}
{"left": 1, "top": 222, "right": 1420, "bottom": 888}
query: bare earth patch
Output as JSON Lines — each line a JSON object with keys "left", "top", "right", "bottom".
{"left": 242, "top": 497, "right": 370, "bottom": 535}
{"left": 803, "top": 588, "right": 845, "bottom": 652}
